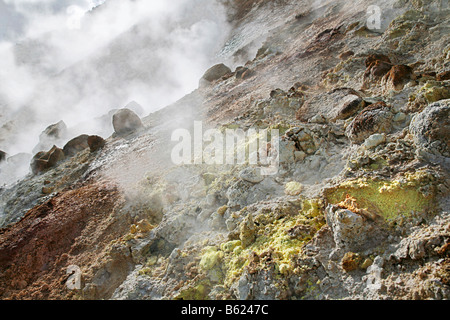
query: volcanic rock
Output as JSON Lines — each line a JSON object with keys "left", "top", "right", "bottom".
{"left": 235, "top": 66, "right": 254, "bottom": 80}
{"left": 345, "top": 101, "right": 394, "bottom": 143}
{"left": 201, "top": 63, "right": 232, "bottom": 83}
{"left": 410, "top": 99, "right": 450, "bottom": 156}
{"left": 88, "top": 135, "right": 106, "bottom": 152}
{"left": 31, "top": 145, "right": 65, "bottom": 175}
{"left": 382, "top": 64, "right": 414, "bottom": 91}
{"left": 33, "top": 121, "right": 67, "bottom": 154}
{"left": 363, "top": 54, "right": 393, "bottom": 88}
{"left": 332, "top": 95, "right": 366, "bottom": 121}
{"left": 437, "top": 70, "right": 450, "bottom": 81}
{"left": 112, "top": 108, "right": 144, "bottom": 137}
{"left": 63, "top": 135, "right": 89, "bottom": 157}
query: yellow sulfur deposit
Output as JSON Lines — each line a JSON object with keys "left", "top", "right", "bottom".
{"left": 325, "top": 170, "right": 436, "bottom": 223}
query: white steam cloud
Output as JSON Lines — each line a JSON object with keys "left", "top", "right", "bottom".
{"left": 0, "top": 0, "right": 231, "bottom": 184}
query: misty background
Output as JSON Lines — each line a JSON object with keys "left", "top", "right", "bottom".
{"left": 0, "top": 0, "right": 233, "bottom": 185}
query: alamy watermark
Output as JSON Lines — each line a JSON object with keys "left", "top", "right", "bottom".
{"left": 367, "top": 5, "right": 382, "bottom": 30}
{"left": 66, "top": 265, "right": 81, "bottom": 290}
{"left": 171, "top": 122, "right": 280, "bottom": 175}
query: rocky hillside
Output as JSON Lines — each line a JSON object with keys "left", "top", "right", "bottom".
{"left": 0, "top": 0, "right": 449, "bottom": 300}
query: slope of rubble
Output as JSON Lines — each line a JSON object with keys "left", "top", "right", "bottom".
{"left": 0, "top": 0, "right": 449, "bottom": 300}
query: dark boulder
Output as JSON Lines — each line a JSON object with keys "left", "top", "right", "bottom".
{"left": 0, "top": 151, "right": 6, "bottom": 163}
{"left": 437, "top": 70, "right": 450, "bottom": 81}
{"left": 88, "top": 135, "right": 106, "bottom": 152}
{"left": 362, "top": 54, "right": 392, "bottom": 89}
{"left": 201, "top": 63, "right": 232, "bottom": 83}
{"left": 63, "top": 135, "right": 89, "bottom": 157}
{"left": 31, "top": 145, "right": 65, "bottom": 175}
{"left": 345, "top": 101, "right": 394, "bottom": 143}
{"left": 112, "top": 108, "right": 144, "bottom": 136}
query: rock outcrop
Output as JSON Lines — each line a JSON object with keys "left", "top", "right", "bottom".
{"left": 33, "top": 121, "right": 67, "bottom": 154}
{"left": 200, "top": 63, "right": 232, "bottom": 84}
{"left": 345, "top": 102, "right": 394, "bottom": 143}
{"left": 31, "top": 146, "right": 65, "bottom": 175}
{"left": 0, "top": 0, "right": 449, "bottom": 302}
{"left": 87, "top": 135, "right": 106, "bottom": 152}
{"left": 63, "top": 135, "right": 90, "bottom": 157}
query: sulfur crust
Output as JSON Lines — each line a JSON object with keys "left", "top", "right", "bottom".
{"left": 325, "top": 170, "right": 436, "bottom": 222}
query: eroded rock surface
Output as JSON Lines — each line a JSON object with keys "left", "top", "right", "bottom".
{"left": 0, "top": 0, "right": 449, "bottom": 301}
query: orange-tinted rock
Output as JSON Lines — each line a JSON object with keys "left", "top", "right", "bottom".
{"left": 383, "top": 64, "right": 414, "bottom": 90}
{"left": 342, "top": 252, "right": 362, "bottom": 272}
{"left": 365, "top": 59, "right": 392, "bottom": 78}
{"left": 437, "top": 70, "right": 450, "bottom": 81}
{"left": 363, "top": 54, "right": 393, "bottom": 88}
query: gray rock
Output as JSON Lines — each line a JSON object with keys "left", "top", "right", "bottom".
{"left": 239, "top": 167, "right": 264, "bottom": 183}
{"left": 325, "top": 204, "right": 387, "bottom": 253}
{"left": 201, "top": 63, "right": 231, "bottom": 83}
{"left": 410, "top": 99, "right": 449, "bottom": 155}
{"left": 364, "top": 133, "right": 386, "bottom": 149}
{"left": 326, "top": 205, "right": 367, "bottom": 251}
{"left": 296, "top": 88, "right": 362, "bottom": 122}
{"left": 279, "top": 139, "right": 296, "bottom": 163}
{"left": 112, "top": 108, "right": 144, "bottom": 136}
{"left": 345, "top": 102, "right": 394, "bottom": 143}
{"left": 123, "top": 101, "right": 145, "bottom": 116}
{"left": 393, "top": 112, "right": 407, "bottom": 122}
{"left": 33, "top": 120, "right": 67, "bottom": 154}
{"left": 63, "top": 134, "right": 89, "bottom": 157}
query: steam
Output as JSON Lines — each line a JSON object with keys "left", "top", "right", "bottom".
{"left": 0, "top": 0, "right": 231, "bottom": 184}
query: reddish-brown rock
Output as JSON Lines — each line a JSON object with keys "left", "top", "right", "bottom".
{"left": 0, "top": 182, "right": 129, "bottom": 300}
{"left": 87, "top": 135, "right": 106, "bottom": 152}
{"left": 383, "top": 64, "right": 414, "bottom": 90}
{"left": 31, "top": 146, "right": 65, "bottom": 175}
